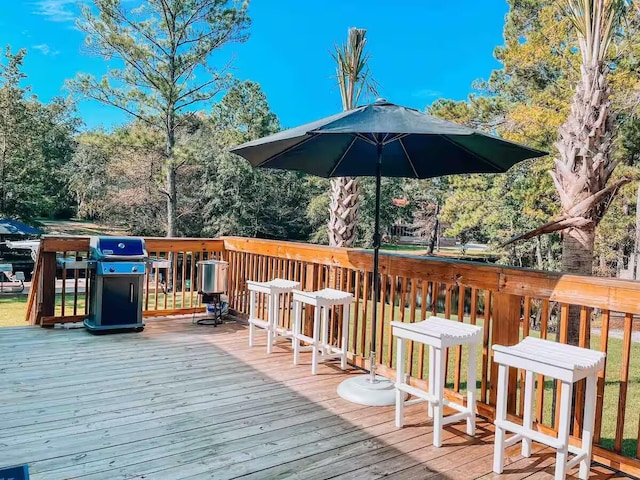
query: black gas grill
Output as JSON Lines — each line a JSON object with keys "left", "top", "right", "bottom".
{"left": 84, "top": 236, "right": 147, "bottom": 334}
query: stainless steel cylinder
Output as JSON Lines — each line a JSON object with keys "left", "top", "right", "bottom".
{"left": 196, "top": 260, "right": 229, "bottom": 293}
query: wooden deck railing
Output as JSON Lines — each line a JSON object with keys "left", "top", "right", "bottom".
{"left": 25, "top": 235, "right": 640, "bottom": 477}
{"left": 26, "top": 236, "right": 224, "bottom": 326}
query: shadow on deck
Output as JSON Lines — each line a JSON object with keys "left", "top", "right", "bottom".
{"left": 0, "top": 318, "right": 631, "bottom": 479}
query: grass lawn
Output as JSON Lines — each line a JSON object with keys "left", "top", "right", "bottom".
{"left": 0, "top": 294, "right": 28, "bottom": 327}
{"left": 381, "top": 243, "right": 497, "bottom": 260}
{"left": 0, "top": 290, "right": 201, "bottom": 328}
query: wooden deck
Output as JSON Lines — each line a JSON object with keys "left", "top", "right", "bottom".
{"left": 0, "top": 318, "right": 632, "bottom": 480}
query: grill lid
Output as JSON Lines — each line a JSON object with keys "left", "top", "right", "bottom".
{"left": 89, "top": 236, "right": 148, "bottom": 261}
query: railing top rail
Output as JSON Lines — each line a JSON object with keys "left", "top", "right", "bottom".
{"left": 221, "top": 236, "right": 640, "bottom": 315}
{"left": 39, "top": 236, "right": 225, "bottom": 253}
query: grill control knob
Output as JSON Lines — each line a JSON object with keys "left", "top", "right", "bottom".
{"left": 132, "top": 266, "right": 138, "bottom": 272}
{"left": 109, "top": 267, "right": 115, "bottom": 273}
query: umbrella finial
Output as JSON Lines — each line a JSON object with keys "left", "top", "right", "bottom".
{"left": 374, "top": 97, "right": 388, "bottom": 105}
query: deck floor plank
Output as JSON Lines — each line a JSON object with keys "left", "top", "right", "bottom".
{"left": 0, "top": 318, "right": 632, "bottom": 480}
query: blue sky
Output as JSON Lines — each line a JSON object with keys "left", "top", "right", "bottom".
{"left": 1, "top": 0, "right": 509, "bottom": 130}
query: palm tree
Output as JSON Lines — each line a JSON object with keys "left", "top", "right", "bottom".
{"left": 507, "top": 0, "right": 632, "bottom": 344}
{"left": 328, "top": 28, "right": 377, "bottom": 247}
{"left": 554, "top": 0, "right": 631, "bottom": 274}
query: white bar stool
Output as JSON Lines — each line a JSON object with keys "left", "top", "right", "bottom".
{"left": 392, "top": 316, "right": 482, "bottom": 447}
{"left": 247, "top": 279, "right": 300, "bottom": 353}
{"left": 492, "top": 337, "right": 605, "bottom": 480}
{"left": 292, "top": 288, "right": 353, "bottom": 375}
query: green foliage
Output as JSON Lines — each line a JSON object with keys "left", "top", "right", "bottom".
{"left": 201, "top": 80, "right": 312, "bottom": 240}
{"left": 0, "top": 47, "right": 77, "bottom": 221}
{"left": 72, "top": 0, "right": 250, "bottom": 126}
{"left": 70, "top": 0, "right": 251, "bottom": 236}
{"left": 420, "top": 0, "right": 639, "bottom": 271}
{"left": 306, "top": 179, "right": 330, "bottom": 244}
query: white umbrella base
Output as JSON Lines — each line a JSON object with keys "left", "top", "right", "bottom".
{"left": 337, "top": 374, "right": 405, "bottom": 407}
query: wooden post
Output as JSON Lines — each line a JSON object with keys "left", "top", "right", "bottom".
{"left": 37, "top": 252, "right": 57, "bottom": 327}
{"left": 490, "top": 291, "right": 521, "bottom": 414}
{"left": 25, "top": 251, "right": 42, "bottom": 324}
{"left": 303, "top": 263, "right": 320, "bottom": 337}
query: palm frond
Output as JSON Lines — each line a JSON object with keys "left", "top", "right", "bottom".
{"left": 562, "top": 0, "right": 629, "bottom": 64}
{"left": 332, "top": 27, "right": 378, "bottom": 110}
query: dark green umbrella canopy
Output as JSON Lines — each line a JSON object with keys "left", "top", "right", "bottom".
{"left": 230, "top": 99, "right": 547, "bottom": 178}
{"left": 230, "top": 98, "right": 547, "bottom": 388}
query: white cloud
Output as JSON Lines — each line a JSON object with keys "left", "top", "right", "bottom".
{"left": 32, "top": 43, "right": 60, "bottom": 56}
{"left": 32, "top": 0, "right": 77, "bottom": 23}
{"left": 412, "top": 88, "right": 442, "bottom": 99}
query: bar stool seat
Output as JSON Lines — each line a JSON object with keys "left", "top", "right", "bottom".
{"left": 292, "top": 288, "right": 353, "bottom": 375}
{"left": 247, "top": 278, "right": 300, "bottom": 353}
{"left": 392, "top": 316, "right": 483, "bottom": 447}
{"left": 492, "top": 337, "right": 605, "bottom": 480}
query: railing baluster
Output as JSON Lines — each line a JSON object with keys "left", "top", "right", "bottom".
{"left": 385, "top": 275, "right": 395, "bottom": 368}
{"left": 454, "top": 285, "right": 465, "bottom": 392}
{"left": 444, "top": 284, "right": 452, "bottom": 386}
{"left": 360, "top": 271, "right": 369, "bottom": 357}
{"left": 418, "top": 280, "right": 428, "bottom": 379}
{"left": 594, "top": 309, "right": 609, "bottom": 444}
{"left": 61, "top": 250, "right": 67, "bottom": 317}
{"left": 353, "top": 270, "right": 361, "bottom": 356}
{"left": 378, "top": 272, "right": 388, "bottom": 367}
{"left": 171, "top": 251, "right": 177, "bottom": 309}
{"left": 554, "top": 303, "right": 569, "bottom": 428}
{"left": 180, "top": 251, "right": 187, "bottom": 309}
{"left": 73, "top": 251, "right": 79, "bottom": 316}
{"left": 519, "top": 296, "right": 532, "bottom": 415}
{"left": 481, "top": 290, "right": 492, "bottom": 404}
{"left": 573, "top": 305, "right": 590, "bottom": 436}
{"left": 188, "top": 252, "right": 195, "bottom": 309}
{"left": 615, "top": 313, "right": 633, "bottom": 453}
{"left": 407, "top": 278, "right": 418, "bottom": 377}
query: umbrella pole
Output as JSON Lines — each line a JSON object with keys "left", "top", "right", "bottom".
{"left": 335, "top": 139, "right": 396, "bottom": 406}
{"left": 369, "top": 141, "right": 383, "bottom": 384}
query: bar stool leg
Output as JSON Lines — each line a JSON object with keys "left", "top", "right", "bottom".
{"left": 579, "top": 375, "right": 597, "bottom": 480}
{"left": 311, "top": 306, "right": 321, "bottom": 375}
{"left": 554, "top": 381, "right": 573, "bottom": 480}
{"left": 266, "top": 295, "right": 274, "bottom": 354}
{"left": 321, "top": 306, "right": 329, "bottom": 357}
{"left": 428, "top": 345, "right": 435, "bottom": 418}
{"left": 492, "top": 363, "right": 509, "bottom": 474}
{"left": 340, "top": 303, "right": 348, "bottom": 370}
{"left": 433, "top": 347, "right": 445, "bottom": 448}
{"left": 522, "top": 369, "right": 535, "bottom": 457}
{"left": 293, "top": 300, "right": 300, "bottom": 365}
{"left": 466, "top": 342, "right": 477, "bottom": 437}
{"left": 248, "top": 290, "right": 256, "bottom": 347}
{"left": 395, "top": 336, "right": 406, "bottom": 428}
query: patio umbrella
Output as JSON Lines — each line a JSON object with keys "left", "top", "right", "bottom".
{"left": 230, "top": 98, "right": 547, "bottom": 405}
{"left": 0, "top": 218, "right": 42, "bottom": 236}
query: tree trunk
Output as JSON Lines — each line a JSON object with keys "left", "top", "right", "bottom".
{"left": 535, "top": 236, "right": 544, "bottom": 270}
{"left": 165, "top": 118, "right": 176, "bottom": 292}
{"left": 165, "top": 119, "right": 176, "bottom": 238}
{"left": 428, "top": 203, "right": 439, "bottom": 255}
{"left": 0, "top": 145, "right": 6, "bottom": 215}
{"left": 328, "top": 176, "right": 359, "bottom": 247}
{"left": 166, "top": 165, "right": 177, "bottom": 237}
{"left": 561, "top": 226, "right": 595, "bottom": 345}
